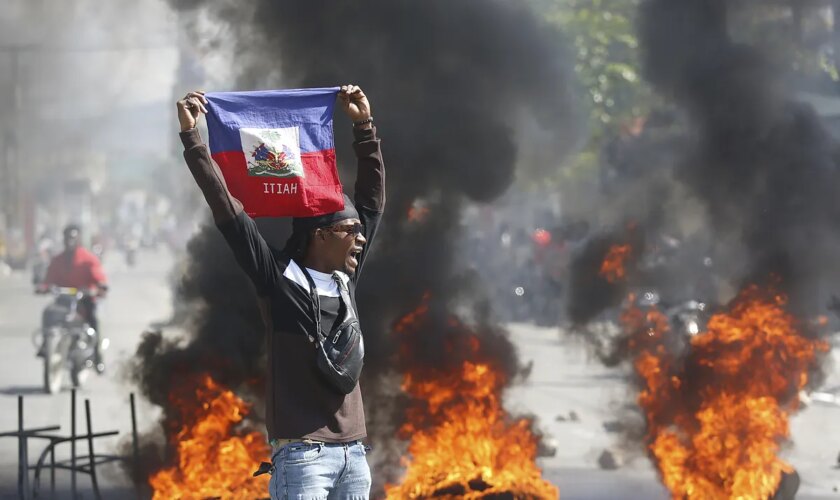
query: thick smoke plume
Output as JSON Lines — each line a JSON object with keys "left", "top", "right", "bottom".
{"left": 132, "top": 0, "right": 579, "bottom": 491}
{"left": 564, "top": 0, "right": 838, "bottom": 482}
{"left": 560, "top": 4, "right": 837, "bottom": 495}
{"left": 570, "top": 0, "right": 840, "bottom": 323}
{"left": 639, "top": 0, "right": 840, "bottom": 312}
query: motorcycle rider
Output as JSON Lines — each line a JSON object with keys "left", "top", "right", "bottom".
{"left": 37, "top": 224, "right": 109, "bottom": 373}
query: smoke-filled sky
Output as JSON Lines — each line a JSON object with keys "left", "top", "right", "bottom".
{"left": 0, "top": 0, "right": 180, "bottom": 173}
{"left": 639, "top": 0, "right": 840, "bottom": 311}
{"left": 568, "top": 0, "right": 840, "bottom": 325}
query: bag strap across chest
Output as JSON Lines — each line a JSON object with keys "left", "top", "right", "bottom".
{"left": 299, "top": 264, "right": 355, "bottom": 345}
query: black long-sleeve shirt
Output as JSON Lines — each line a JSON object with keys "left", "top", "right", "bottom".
{"left": 180, "top": 125, "right": 385, "bottom": 442}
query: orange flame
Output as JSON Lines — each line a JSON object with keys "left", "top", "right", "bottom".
{"left": 624, "top": 285, "right": 828, "bottom": 499}
{"left": 385, "top": 300, "right": 558, "bottom": 499}
{"left": 600, "top": 244, "right": 632, "bottom": 283}
{"left": 407, "top": 205, "right": 430, "bottom": 222}
{"left": 149, "top": 374, "right": 269, "bottom": 499}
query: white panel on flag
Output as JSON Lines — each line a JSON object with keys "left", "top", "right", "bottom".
{"left": 239, "top": 127, "right": 305, "bottom": 179}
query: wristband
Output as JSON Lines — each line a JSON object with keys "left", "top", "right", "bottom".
{"left": 353, "top": 117, "right": 373, "bottom": 128}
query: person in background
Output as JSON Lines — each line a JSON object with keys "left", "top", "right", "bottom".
{"left": 38, "top": 224, "right": 109, "bottom": 373}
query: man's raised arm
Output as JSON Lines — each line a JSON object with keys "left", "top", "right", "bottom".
{"left": 339, "top": 85, "right": 385, "bottom": 214}
{"left": 352, "top": 125, "right": 385, "bottom": 213}
{"left": 176, "top": 91, "right": 281, "bottom": 297}
{"left": 177, "top": 91, "right": 243, "bottom": 223}
{"left": 336, "top": 85, "right": 385, "bottom": 282}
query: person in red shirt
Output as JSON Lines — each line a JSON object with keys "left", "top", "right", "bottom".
{"left": 38, "top": 224, "right": 109, "bottom": 373}
{"left": 42, "top": 225, "right": 107, "bottom": 290}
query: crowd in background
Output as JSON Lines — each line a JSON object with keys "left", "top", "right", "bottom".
{"left": 0, "top": 189, "right": 199, "bottom": 279}
{"left": 457, "top": 193, "right": 591, "bottom": 326}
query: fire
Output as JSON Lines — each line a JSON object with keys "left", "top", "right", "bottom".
{"left": 386, "top": 300, "right": 558, "bottom": 499}
{"left": 623, "top": 285, "right": 828, "bottom": 499}
{"left": 600, "top": 244, "right": 632, "bottom": 283}
{"left": 407, "top": 200, "right": 430, "bottom": 222}
{"left": 149, "top": 374, "right": 270, "bottom": 499}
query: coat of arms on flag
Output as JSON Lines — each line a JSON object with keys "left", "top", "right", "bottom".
{"left": 240, "top": 127, "right": 304, "bottom": 178}
{"left": 204, "top": 87, "right": 345, "bottom": 218}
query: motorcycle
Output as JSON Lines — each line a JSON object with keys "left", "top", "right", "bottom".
{"left": 33, "top": 287, "right": 108, "bottom": 394}
{"left": 667, "top": 298, "right": 708, "bottom": 337}
{"left": 588, "top": 288, "right": 710, "bottom": 366}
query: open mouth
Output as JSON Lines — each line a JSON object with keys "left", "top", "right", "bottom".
{"left": 348, "top": 249, "right": 362, "bottom": 268}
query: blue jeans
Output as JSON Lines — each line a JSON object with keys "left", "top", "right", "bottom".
{"left": 269, "top": 441, "right": 371, "bottom": 499}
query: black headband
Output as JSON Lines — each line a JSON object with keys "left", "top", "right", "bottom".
{"left": 291, "top": 194, "right": 359, "bottom": 233}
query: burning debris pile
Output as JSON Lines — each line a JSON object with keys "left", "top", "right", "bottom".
{"left": 572, "top": 235, "right": 832, "bottom": 497}
{"left": 131, "top": 0, "right": 578, "bottom": 496}
{"left": 149, "top": 374, "right": 269, "bottom": 499}
{"left": 129, "top": 225, "right": 270, "bottom": 495}
{"left": 384, "top": 297, "right": 558, "bottom": 498}
{"left": 566, "top": 0, "right": 840, "bottom": 497}
{"left": 622, "top": 285, "right": 827, "bottom": 498}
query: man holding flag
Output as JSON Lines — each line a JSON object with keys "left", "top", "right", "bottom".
{"left": 177, "top": 84, "right": 384, "bottom": 498}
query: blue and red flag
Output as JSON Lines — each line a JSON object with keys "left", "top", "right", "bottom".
{"left": 205, "top": 87, "right": 344, "bottom": 218}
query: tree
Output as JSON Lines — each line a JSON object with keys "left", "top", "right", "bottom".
{"left": 528, "top": 0, "right": 654, "bottom": 186}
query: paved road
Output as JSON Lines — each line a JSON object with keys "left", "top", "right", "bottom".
{"left": 506, "top": 324, "right": 840, "bottom": 499}
{"left": 0, "top": 248, "right": 174, "bottom": 498}
{"left": 1, "top": 248, "right": 838, "bottom": 499}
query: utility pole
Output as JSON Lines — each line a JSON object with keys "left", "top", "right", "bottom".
{"left": 0, "top": 46, "right": 21, "bottom": 238}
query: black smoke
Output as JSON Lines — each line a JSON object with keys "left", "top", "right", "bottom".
{"left": 639, "top": 0, "right": 840, "bottom": 313}
{"left": 569, "top": 0, "right": 840, "bottom": 323}
{"left": 564, "top": 1, "right": 838, "bottom": 489}
{"left": 133, "top": 0, "right": 579, "bottom": 492}
{"left": 127, "top": 224, "right": 268, "bottom": 482}
{"left": 566, "top": 228, "right": 644, "bottom": 325}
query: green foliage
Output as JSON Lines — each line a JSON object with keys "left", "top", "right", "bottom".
{"left": 527, "top": 0, "right": 839, "bottom": 190}
{"left": 525, "top": 0, "right": 653, "bottom": 188}
{"left": 533, "top": 0, "right": 651, "bottom": 146}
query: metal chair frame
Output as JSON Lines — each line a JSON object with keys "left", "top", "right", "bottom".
{"left": 0, "top": 390, "right": 141, "bottom": 500}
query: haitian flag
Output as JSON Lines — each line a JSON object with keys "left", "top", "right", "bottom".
{"left": 205, "top": 87, "right": 344, "bottom": 218}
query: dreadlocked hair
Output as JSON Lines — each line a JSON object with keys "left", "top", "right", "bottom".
{"left": 283, "top": 230, "right": 313, "bottom": 261}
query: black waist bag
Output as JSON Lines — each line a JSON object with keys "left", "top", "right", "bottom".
{"left": 303, "top": 269, "right": 365, "bottom": 395}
